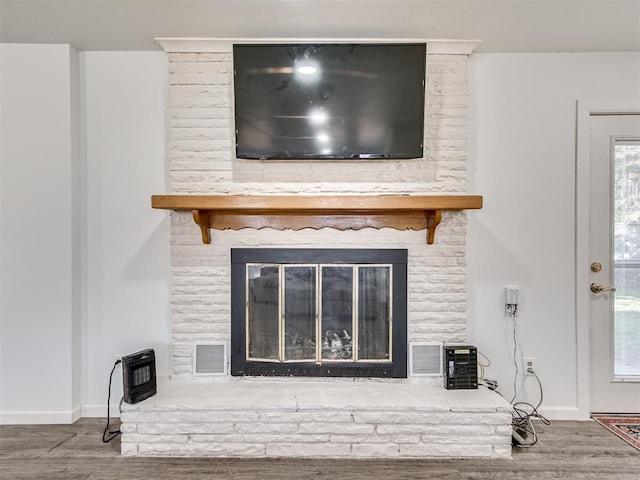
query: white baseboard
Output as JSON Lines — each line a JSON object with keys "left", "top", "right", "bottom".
{"left": 81, "top": 404, "right": 122, "bottom": 418}
{"left": 535, "top": 406, "right": 582, "bottom": 421}
{"left": 1, "top": 406, "right": 81, "bottom": 425}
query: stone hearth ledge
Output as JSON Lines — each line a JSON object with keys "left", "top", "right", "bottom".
{"left": 120, "top": 378, "right": 513, "bottom": 459}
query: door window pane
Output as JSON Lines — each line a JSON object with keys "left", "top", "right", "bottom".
{"left": 613, "top": 140, "right": 640, "bottom": 377}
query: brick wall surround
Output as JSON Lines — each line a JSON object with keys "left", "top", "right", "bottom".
{"left": 120, "top": 47, "right": 514, "bottom": 459}
{"left": 167, "top": 52, "right": 471, "bottom": 377}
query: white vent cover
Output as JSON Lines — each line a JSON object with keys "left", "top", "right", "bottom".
{"left": 409, "top": 342, "right": 443, "bottom": 376}
{"left": 193, "top": 343, "right": 227, "bottom": 375}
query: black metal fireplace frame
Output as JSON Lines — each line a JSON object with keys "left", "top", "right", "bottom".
{"left": 230, "top": 248, "right": 408, "bottom": 378}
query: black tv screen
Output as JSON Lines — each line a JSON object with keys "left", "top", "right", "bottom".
{"left": 233, "top": 43, "right": 426, "bottom": 160}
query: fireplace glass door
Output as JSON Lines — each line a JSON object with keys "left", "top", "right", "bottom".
{"left": 247, "top": 264, "right": 392, "bottom": 365}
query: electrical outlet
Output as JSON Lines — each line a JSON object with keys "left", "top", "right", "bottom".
{"left": 524, "top": 357, "right": 535, "bottom": 375}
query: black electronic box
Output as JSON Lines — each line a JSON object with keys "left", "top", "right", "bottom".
{"left": 122, "top": 348, "right": 157, "bottom": 404}
{"left": 444, "top": 345, "right": 478, "bottom": 390}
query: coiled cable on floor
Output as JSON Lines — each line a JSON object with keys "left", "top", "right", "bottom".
{"left": 511, "top": 369, "right": 549, "bottom": 447}
{"left": 511, "top": 401, "right": 550, "bottom": 447}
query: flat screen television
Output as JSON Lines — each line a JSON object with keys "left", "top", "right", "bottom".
{"left": 233, "top": 43, "right": 426, "bottom": 160}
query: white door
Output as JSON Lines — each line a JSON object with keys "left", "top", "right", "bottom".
{"left": 589, "top": 114, "right": 640, "bottom": 414}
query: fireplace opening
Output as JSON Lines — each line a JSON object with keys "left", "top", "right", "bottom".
{"left": 231, "top": 249, "right": 407, "bottom": 378}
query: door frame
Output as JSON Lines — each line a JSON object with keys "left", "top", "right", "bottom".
{"left": 575, "top": 100, "right": 640, "bottom": 420}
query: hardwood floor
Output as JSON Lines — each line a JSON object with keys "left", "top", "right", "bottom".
{"left": 0, "top": 419, "right": 638, "bottom": 479}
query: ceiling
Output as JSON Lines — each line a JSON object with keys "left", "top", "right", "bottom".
{"left": 1, "top": 0, "right": 639, "bottom": 53}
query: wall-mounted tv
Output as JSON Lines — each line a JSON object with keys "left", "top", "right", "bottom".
{"left": 233, "top": 43, "right": 426, "bottom": 160}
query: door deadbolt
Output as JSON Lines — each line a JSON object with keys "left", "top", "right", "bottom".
{"left": 590, "top": 262, "right": 602, "bottom": 273}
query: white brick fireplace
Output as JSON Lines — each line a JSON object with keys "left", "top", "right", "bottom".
{"left": 120, "top": 39, "right": 512, "bottom": 458}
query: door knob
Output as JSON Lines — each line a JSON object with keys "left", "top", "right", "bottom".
{"left": 590, "top": 282, "right": 616, "bottom": 293}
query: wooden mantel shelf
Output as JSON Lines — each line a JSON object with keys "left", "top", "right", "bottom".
{"left": 151, "top": 194, "right": 483, "bottom": 245}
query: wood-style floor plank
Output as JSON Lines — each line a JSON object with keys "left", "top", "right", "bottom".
{"left": 0, "top": 419, "right": 638, "bottom": 479}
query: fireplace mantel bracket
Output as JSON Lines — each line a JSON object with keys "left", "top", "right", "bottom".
{"left": 192, "top": 209, "right": 211, "bottom": 244}
{"left": 426, "top": 209, "right": 443, "bottom": 245}
{"left": 152, "top": 195, "right": 483, "bottom": 245}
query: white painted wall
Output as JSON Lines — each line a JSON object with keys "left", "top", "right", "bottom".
{"left": 467, "top": 52, "right": 640, "bottom": 419}
{"left": 0, "top": 48, "right": 170, "bottom": 422}
{"left": 81, "top": 52, "right": 170, "bottom": 414}
{"left": 0, "top": 44, "right": 81, "bottom": 423}
{"left": 3, "top": 48, "right": 639, "bottom": 422}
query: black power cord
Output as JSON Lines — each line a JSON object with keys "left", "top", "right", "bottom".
{"left": 102, "top": 359, "right": 123, "bottom": 443}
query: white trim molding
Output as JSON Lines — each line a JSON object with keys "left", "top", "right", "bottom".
{"left": 0, "top": 407, "right": 81, "bottom": 425}
{"left": 80, "top": 404, "right": 121, "bottom": 418}
{"left": 537, "top": 406, "right": 581, "bottom": 422}
{"left": 155, "top": 37, "right": 481, "bottom": 55}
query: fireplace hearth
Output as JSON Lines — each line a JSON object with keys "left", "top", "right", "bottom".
{"left": 231, "top": 249, "right": 407, "bottom": 378}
